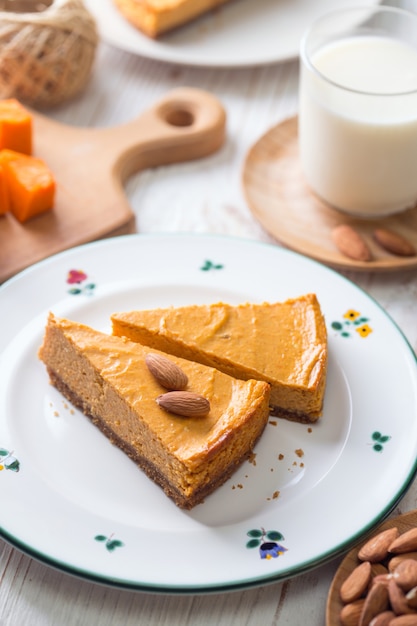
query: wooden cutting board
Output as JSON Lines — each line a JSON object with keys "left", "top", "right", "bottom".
{"left": 0, "top": 87, "right": 226, "bottom": 283}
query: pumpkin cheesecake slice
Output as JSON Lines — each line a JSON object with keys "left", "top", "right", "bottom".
{"left": 111, "top": 294, "right": 328, "bottom": 424}
{"left": 38, "top": 313, "right": 270, "bottom": 509}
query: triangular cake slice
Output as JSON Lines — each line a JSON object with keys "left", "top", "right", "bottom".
{"left": 111, "top": 294, "right": 328, "bottom": 424}
{"left": 39, "top": 313, "right": 270, "bottom": 509}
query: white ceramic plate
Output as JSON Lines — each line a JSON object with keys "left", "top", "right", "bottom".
{"left": 1, "top": 233, "right": 417, "bottom": 593}
{"left": 84, "top": 0, "right": 380, "bottom": 68}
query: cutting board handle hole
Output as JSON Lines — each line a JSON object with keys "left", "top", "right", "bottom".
{"left": 162, "top": 107, "right": 194, "bottom": 128}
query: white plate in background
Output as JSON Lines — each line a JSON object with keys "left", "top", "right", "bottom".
{"left": 84, "top": 0, "right": 380, "bottom": 68}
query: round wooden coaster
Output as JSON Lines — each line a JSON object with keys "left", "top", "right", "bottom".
{"left": 242, "top": 116, "right": 417, "bottom": 273}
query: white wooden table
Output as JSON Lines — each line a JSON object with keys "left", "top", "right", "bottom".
{"left": 2, "top": 3, "right": 417, "bottom": 623}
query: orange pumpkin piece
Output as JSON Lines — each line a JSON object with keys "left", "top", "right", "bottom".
{"left": 0, "top": 99, "right": 32, "bottom": 155}
{"left": 0, "top": 149, "right": 55, "bottom": 222}
{"left": 0, "top": 164, "right": 10, "bottom": 216}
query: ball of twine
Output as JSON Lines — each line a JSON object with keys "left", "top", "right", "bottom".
{"left": 0, "top": 0, "right": 99, "bottom": 107}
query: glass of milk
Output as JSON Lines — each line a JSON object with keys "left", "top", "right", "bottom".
{"left": 299, "top": 6, "right": 417, "bottom": 218}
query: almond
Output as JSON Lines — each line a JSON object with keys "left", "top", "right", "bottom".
{"left": 373, "top": 228, "right": 416, "bottom": 257}
{"left": 372, "top": 563, "right": 390, "bottom": 577}
{"left": 359, "top": 528, "right": 400, "bottom": 563}
{"left": 406, "top": 587, "right": 417, "bottom": 610}
{"left": 341, "top": 561, "right": 372, "bottom": 603}
{"left": 389, "top": 615, "right": 417, "bottom": 625}
{"left": 340, "top": 599, "right": 366, "bottom": 626}
{"left": 371, "top": 574, "right": 393, "bottom": 587}
{"left": 393, "top": 560, "right": 417, "bottom": 592}
{"left": 145, "top": 353, "right": 188, "bottom": 390}
{"left": 388, "top": 579, "right": 417, "bottom": 616}
{"left": 156, "top": 391, "right": 210, "bottom": 417}
{"left": 390, "top": 530, "right": 417, "bottom": 555}
{"left": 390, "top": 555, "right": 417, "bottom": 573}
{"left": 369, "top": 611, "right": 396, "bottom": 626}
{"left": 359, "top": 582, "right": 390, "bottom": 626}
{"left": 331, "top": 224, "right": 372, "bottom": 262}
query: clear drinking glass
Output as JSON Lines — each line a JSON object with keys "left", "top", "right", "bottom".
{"left": 299, "top": 6, "right": 417, "bottom": 218}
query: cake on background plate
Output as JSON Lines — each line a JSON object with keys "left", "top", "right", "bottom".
{"left": 113, "top": 0, "right": 233, "bottom": 38}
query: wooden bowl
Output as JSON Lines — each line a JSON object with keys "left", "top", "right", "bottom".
{"left": 326, "top": 509, "right": 417, "bottom": 626}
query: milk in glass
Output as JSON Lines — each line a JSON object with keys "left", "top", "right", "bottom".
{"left": 299, "top": 26, "right": 417, "bottom": 217}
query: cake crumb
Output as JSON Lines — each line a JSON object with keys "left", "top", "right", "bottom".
{"left": 278, "top": 453, "right": 284, "bottom": 460}
{"left": 267, "top": 491, "right": 280, "bottom": 501}
{"left": 295, "top": 448, "right": 304, "bottom": 458}
{"left": 269, "top": 420, "right": 277, "bottom": 426}
{"left": 307, "top": 427, "right": 312, "bottom": 433}
{"left": 248, "top": 451, "right": 257, "bottom": 466}
{"left": 53, "top": 411, "right": 59, "bottom": 417}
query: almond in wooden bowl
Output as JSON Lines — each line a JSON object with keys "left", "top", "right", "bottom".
{"left": 326, "top": 510, "right": 417, "bottom": 626}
